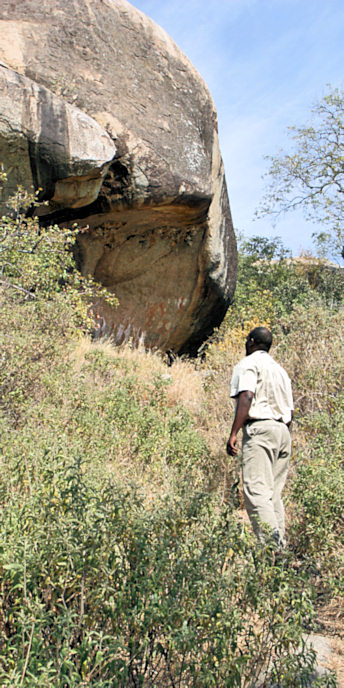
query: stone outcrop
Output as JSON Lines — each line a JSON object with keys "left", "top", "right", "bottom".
{"left": 0, "top": 0, "right": 237, "bottom": 354}
{"left": 0, "top": 62, "right": 116, "bottom": 209}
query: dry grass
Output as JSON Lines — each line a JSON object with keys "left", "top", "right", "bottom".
{"left": 317, "top": 598, "right": 344, "bottom": 639}
{"left": 72, "top": 337, "right": 204, "bottom": 417}
{"left": 329, "top": 637, "right": 344, "bottom": 688}
{"left": 68, "top": 337, "right": 209, "bottom": 503}
{"left": 165, "top": 357, "right": 204, "bottom": 415}
{"left": 70, "top": 322, "right": 344, "bottom": 563}
{"left": 70, "top": 336, "right": 249, "bottom": 509}
{"left": 70, "top": 307, "right": 344, "bottom": 488}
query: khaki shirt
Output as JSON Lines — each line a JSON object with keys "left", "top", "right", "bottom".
{"left": 230, "top": 350, "right": 293, "bottom": 424}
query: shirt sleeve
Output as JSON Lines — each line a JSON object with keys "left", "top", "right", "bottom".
{"left": 230, "top": 361, "right": 257, "bottom": 398}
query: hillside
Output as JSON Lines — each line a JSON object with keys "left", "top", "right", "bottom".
{"left": 0, "top": 198, "right": 343, "bottom": 686}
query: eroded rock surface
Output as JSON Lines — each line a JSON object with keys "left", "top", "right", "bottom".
{"left": 0, "top": 0, "right": 237, "bottom": 354}
{"left": 0, "top": 62, "right": 116, "bottom": 208}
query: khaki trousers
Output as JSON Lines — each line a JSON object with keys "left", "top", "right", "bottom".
{"left": 242, "top": 420, "right": 291, "bottom": 546}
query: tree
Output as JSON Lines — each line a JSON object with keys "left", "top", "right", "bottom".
{"left": 257, "top": 86, "right": 344, "bottom": 262}
{"left": 0, "top": 175, "right": 118, "bottom": 326}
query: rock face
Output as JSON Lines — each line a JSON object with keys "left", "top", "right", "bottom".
{"left": 0, "top": 0, "right": 237, "bottom": 354}
{"left": 0, "top": 63, "right": 116, "bottom": 208}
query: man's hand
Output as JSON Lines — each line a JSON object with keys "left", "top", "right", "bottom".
{"left": 226, "top": 432, "right": 238, "bottom": 456}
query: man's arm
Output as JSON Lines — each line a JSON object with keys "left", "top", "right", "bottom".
{"left": 226, "top": 390, "right": 254, "bottom": 456}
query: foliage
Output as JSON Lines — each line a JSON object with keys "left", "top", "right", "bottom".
{"left": 0, "top": 183, "right": 341, "bottom": 685}
{"left": 235, "top": 236, "right": 344, "bottom": 316}
{"left": 275, "top": 302, "right": 343, "bottom": 417}
{"left": 287, "top": 395, "right": 344, "bottom": 597}
{"left": 203, "top": 236, "right": 344, "bottom": 611}
{"left": 205, "top": 235, "right": 344, "bottom": 366}
{"left": 0, "top": 181, "right": 117, "bottom": 428}
{"left": 0, "top": 455, "right": 332, "bottom": 687}
{"left": 0, "top": 180, "right": 117, "bottom": 325}
{"left": 257, "top": 86, "right": 344, "bottom": 261}
{"left": 231, "top": 236, "right": 310, "bottom": 326}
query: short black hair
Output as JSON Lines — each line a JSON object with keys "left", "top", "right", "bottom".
{"left": 248, "top": 326, "right": 272, "bottom": 352}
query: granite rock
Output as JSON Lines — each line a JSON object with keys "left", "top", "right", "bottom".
{"left": 0, "top": 0, "right": 237, "bottom": 353}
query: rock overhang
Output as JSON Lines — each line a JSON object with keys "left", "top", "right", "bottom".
{"left": 0, "top": 0, "right": 237, "bottom": 354}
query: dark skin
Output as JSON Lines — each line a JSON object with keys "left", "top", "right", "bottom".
{"left": 226, "top": 390, "right": 254, "bottom": 456}
{"left": 226, "top": 336, "right": 259, "bottom": 457}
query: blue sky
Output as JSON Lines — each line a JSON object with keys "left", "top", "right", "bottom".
{"left": 132, "top": 0, "right": 344, "bottom": 255}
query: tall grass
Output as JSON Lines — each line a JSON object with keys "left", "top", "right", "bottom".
{"left": 0, "top": 202, "right": 342, "bottom": 685}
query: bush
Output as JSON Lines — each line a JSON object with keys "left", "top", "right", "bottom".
{"left": 224, "top": 236, "right": 344, "bottom": 339}
{"left": 287, "top": 396, "right": 344, "bottom": 597}
{"left": 0, "top": 457, "right": 332, "bottom": 687}
{"left": 202, "top": 237, "right": 344, "bottom": 628}
{"left": 0, "top": 190, "right": 340, "bottom": 686}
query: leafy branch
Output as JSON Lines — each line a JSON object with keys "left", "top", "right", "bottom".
{"left": 257, "top": 86, "right": 344, "bottom": 261}
{"left": 0, "top": 176, "right": 118, "bottom": 326}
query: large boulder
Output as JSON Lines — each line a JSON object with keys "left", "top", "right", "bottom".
{"left": 0, "top": 62, "right": 116, "bottom": 208}
{"left": 0, "top": 0, "right": 237, "bottom": 354}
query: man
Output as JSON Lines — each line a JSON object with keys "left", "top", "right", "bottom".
{"left": 226, "top": 326, "right": 293, "bottom": 547}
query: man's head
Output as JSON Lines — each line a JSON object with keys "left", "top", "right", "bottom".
{"left": 245, "top": 326, "right": 272, "bottom": 356}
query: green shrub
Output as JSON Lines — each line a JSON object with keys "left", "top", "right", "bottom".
{"left": 226, "top": 236, "right": 344, "bottom": 334}
{"left": 0, "top": 187, "right": 340, "bottom": 686}
{"left": 202, "top": 238, "right": 344, "bottom": 633}
{"left": 0, "top": 456, "right": 333, "bottom": 687}
{"left": 0, "top": 188, "right": 116, "bottom": 315}
{"left": 288, "top": 396, "right": 344, "bottom": 597}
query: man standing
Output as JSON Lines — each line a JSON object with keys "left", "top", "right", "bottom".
{"left": 226, "top": 327, "right": 293, "bottom": 547}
